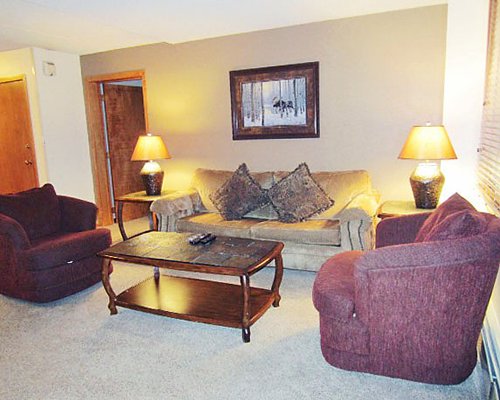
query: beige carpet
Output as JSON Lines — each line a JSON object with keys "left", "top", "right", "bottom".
{"left": 0, "top": 219, "right": 488, "bottom": 399}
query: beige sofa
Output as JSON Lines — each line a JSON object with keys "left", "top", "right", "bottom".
{"left": 150, "top": 168, "right": 380, "bottom": 272}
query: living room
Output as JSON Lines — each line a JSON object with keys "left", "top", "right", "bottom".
{"left": 0, "top": 0, "right": 498, "bottom": 399}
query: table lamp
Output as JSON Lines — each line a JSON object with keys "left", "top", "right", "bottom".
{"left": 131, "top": 133, "right": 171, "bottom": 195}
{"left": 398, "top": 124, "right": 457, "bottom": 209}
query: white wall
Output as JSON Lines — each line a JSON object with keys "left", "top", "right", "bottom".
{"left": 442, "top": 0, "right": 500, "bottom": 384}
{"left": 32, "top": 48, "right": 95, "bottom": 201}
{"left": 442, "top": 0, "right": 489, "bottom": 208}
{"left": 0, "top": 48, "right": 48, "bottom": 183}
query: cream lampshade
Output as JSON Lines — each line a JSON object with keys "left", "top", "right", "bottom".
{"left": 131, "top": 133, "right": 171, "bottom": 196}
{"left": 399, "top": 124, "right": 457, "bottom": 209}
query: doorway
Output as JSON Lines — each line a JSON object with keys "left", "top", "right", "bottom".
{"left": 85, "top": 71, "right": 149, "bottom": 226}
{"left": 0, "top": 75, "right": 38, "bottom": 194}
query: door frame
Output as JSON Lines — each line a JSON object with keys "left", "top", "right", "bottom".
{"left": 0, "top": 74, "right": 39, "bottom": 191}
{"left": 84, "top": 70, "right": 149, "bottom": 226}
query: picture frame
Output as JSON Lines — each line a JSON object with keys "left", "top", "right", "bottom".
{"left": 230, "top": 62, "right": 319, "bottom": 140}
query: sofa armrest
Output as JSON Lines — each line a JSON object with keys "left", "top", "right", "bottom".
{"left": 375, "top": 213, "right": 430, "bottom": 248}
{"left": 0, "top": 213, "right": 30, "bottom": 250}
{"left": 150, "top": 190, "right": 201, "bottom": 232}
{"left": 58, "top": 195, "right": 97, "bottom": 232}
{"left": 335, "top": 191, "right": 380, "bottom": 251}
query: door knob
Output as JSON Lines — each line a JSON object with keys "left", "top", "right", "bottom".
{"left": 24, "top": 160, "right": 33, "bottom": 165}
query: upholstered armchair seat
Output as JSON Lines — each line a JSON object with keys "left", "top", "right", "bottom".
{"left": 313, "top": 194, "right": 500, "bottom": 384}
{"left": 0, "top": 184, "right": 111, "bottom": 302}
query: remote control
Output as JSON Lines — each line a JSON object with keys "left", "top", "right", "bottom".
{"left": 188, "top": 233, "right": 208, "bottom": 244}
{"left": 188, "top": 233, "right": 212, "bottom": 245}
{"left": 199, "top": 234, "right": 217, "bottom": 245}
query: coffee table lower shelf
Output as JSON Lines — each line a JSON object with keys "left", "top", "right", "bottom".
{"left": 115, "top": 275, "right": 276, "bottom": 336}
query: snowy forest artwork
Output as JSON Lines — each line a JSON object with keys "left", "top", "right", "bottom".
{"left": 230, "top": 62, "right": 319, "bottom": 140}
{"left": 241, "top": 78, "right": 306, "bottom": 127}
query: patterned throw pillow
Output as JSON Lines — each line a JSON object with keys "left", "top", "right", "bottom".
{"left": 267, "top": 163, "right": 334, "bottom": 223}
{"left": 210, "top": 163, "right": 269, "bottom": 220}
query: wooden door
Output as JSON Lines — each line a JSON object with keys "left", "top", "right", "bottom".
{"left": 103, "top": 83, "right": 148, "bottom": 221}
{"left": 0, "top": 76, "right": 38, "bottom": 194}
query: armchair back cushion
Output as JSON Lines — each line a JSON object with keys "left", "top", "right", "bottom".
{"left": 424, "top": 209, "right": 490, "bottom": 242}
{"left": 415, "top": 193, "right": 475, "bottom": 242}
{"left": 0, "top": 184, "right": 61, "bottom": 241}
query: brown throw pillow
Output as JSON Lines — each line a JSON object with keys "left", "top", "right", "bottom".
{"left": 210, "top": 163, "right": 269, "bottom": 220}
{"left": 268, "top": 163, "right": 334, "bottom": 223}
{"left": 415, "top": 193, "right": 476, "bottom": 242}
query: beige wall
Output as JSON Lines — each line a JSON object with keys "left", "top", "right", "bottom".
{"left": 80, "top": 5, "right": 447, "bottom": 201}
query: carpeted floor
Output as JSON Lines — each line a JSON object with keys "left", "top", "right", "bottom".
{"left": 0, "top": 262, "right": 488, "bottom": 400}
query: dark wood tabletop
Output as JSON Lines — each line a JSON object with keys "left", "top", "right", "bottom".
{"left": 99, "top": 231, "right": 283, "bottom": 276}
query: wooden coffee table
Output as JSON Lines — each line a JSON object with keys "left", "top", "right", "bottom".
{"left": 98, "top": 231, "right": 284, "bottom": 342}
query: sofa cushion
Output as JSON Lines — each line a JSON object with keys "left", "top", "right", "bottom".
{"left": 176, "top": 212, "right": 263, "bottom": 239}
{"left": 251, "top": 219, "right": 340, "bottom": 245}
{"left": 210, "top": 163, "right": 269, "bottom": 220}
{"left": 423, "top": 209, "right": 490, "bottom": 242}
{"left": 415, "top": 193, "right": 476, "bottom": 242}
{"left": 268, "top": 163, "right": 334, "bottom": 223}
{"left": 0, "top": 184, "right": 61, "bottom": 241}
{"left": 25, "top": 228, "right": 111, "bottom": 270}
{"left": 192, "top": 168, "right": 273, "bottom": 213}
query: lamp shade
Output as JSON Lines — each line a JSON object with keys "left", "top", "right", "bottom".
{"left": 131, "top": 133, "right": 171, "bottom": 161}
{"left": 398, "top": 125, "right": 457, "bottom": 160}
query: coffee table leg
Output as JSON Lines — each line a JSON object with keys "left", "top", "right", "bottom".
{"left": 271, "top": 253, "right": 284, "bottom": 307}
{"left": 101, "top": 258, "right": 117, "bottom": 315}
{"left": 240, "top": 273, "right": 251, "bottom": 343}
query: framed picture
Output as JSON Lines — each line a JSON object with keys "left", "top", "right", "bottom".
{"left": 230, "top": 62, "right": 319, "bottom": 140}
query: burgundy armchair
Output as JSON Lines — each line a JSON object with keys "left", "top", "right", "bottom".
{"left": 313, "top": 194, "right": 500, "bottom": 384}
{"left": 0, "top": 184, "right": 111, "bottom": 302}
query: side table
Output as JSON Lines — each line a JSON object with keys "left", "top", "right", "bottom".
{"left": 115, "top": 190, "right": 176, "bottom": 240}
{"left": 377, "top": 200, "right": 433, "bottom": 220}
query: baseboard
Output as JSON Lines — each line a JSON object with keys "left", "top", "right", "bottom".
{"left": 483, "top": 301, "right": 500, "bottom": 400}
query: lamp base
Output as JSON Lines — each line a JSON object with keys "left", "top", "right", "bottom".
{"left": 409, "top": 163, "right": 444, "bottom": 209}
{"left": 141, "top": 171, "right": 164, "bottom": 196}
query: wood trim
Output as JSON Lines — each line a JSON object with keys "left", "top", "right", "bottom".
{"left": 83, "top": 70, "right": 149, "bottom": 226}
{"left": 0, "top": 74, "right": 25, "bottom": 84}
{"left": 84, "top": 81, "right": 113, "bottom": 226}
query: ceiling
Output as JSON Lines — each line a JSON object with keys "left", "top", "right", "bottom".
{"left": 0, "top": 0, "right": 446, "bottom": 55}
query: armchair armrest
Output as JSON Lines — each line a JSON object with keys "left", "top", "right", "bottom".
{"left": 335, "top": 191, "right": 380, "bottom": 251}
{"left": 375, "top": 213, "right": 430, "bottom": 248}
{"left": 0, "top": 213, "right": 30, "bottom": 250}
{"left": 150, "top": 190, "right": 201, "bottom": 232}
{"left": 58, "top": 195, "right": 97, "bottom": 232}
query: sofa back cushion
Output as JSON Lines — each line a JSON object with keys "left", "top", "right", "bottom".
{"left": 415, "top": 193, "right": 476, "bottom": 242}
{"left": 0, "top": 183, "right": 61, "bottom": 240}
{"left": 193, "top": 168, "right": 372, "bottom": 221}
